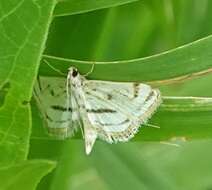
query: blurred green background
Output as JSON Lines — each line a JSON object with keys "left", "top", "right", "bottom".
{"left": 30, "top": 0, "right": 212, "bottom": 189}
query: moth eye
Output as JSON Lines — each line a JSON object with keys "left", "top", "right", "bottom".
{"left": 72, "top": 69, "right": 78, "bottom": 77}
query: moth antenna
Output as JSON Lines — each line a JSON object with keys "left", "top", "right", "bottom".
{"left": 43, "top": 59, "right": 66, "bottom": 76}
{"left": 83, "top": 62, "right": 95, "bottom": 77}
{"left": 145, "top": 123, "right": 160, "bottom": 129}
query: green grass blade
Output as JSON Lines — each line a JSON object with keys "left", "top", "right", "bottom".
{"left": 54, "top": 0, "right": 139, "bottom": 17}
{"left": 41, "top": 34, "right": 212, "bottom": 83}
{"left": 139, "top": 96, "right": 212, "bottom": 141}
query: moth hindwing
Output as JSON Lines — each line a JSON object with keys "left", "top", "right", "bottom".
{"left": 34, "top": 67, "right": 161, "bottom": 155}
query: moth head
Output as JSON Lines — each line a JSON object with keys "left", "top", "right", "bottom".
{"left": 68, "top": 67, "right": 83, "bottom": 87}
{"left": 69, "top": 67, "right": 79, "bottom": 78}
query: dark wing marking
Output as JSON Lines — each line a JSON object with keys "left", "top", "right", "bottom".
{"left": 86, "top": 108, "right": 117, "bottom": 113}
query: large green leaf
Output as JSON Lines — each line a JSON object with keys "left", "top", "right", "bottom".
{"left": 0, "top": 0, "right": 56, "bottom": 167}
{"left": 0, "top": 0, "right": 57, "bottom": 189}
{"left": 41, "top": 34, "right": 212, "bottom": 83}
{"left": 54, "top": 0, "right": 139, "bottom": 17}
{"left": 0, "top": 160, "right": 55, "bottom": 190}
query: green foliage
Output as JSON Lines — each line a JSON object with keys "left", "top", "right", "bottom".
{"left": 54, "top": 0, "right": 139, "bottom": 16}
{"left": 41, "top": 34, "right": 212, "bottom": 82}
{"left": 1, "top": 0, "right": 212, "bottom": 189}
{"left": 0, "top": 160, "right": 55, "bottom": 190}
{"left": 0, "top": 0, "right": 56, "bottom": 189}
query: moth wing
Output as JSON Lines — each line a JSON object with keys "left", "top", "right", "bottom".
{"left": 82, "top": 80, "right": 161, "bottom": 143}
{"left": 34, "top": 76, "right": 81, "bottom": 139}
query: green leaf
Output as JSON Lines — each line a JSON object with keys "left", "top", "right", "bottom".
{"left": 139, "top": 96, "right": 212, "bottom": 141}
{"left": 54, "top": 0, "right": 139, "bottom": 17}
{"left": 41, "top": 34, "right": 212, "bottom": 83}
{"left": 0, "top": 0, "right": 56, "bottom": 166}
{"left": 36, "top": 141, "right": 172, "bottom": 190}
{"left": 30, "top": 139, "right": 212, "bottom": 190}
{"left": 0, "top": 160, "right": 56, "bottom": 190}
{"left": 46, "top": 1, "right": 157, "bottom": 61}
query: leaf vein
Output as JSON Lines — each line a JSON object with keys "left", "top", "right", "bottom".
{"left": 0, "top": 0, "right": 25, "bottom": 23}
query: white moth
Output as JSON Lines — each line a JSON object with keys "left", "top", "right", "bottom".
{"left": 34, "top": 67, "right": 161, "bottom": 155}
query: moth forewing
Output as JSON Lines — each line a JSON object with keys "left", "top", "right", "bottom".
{"left": 34, "top": 76, "right": 79, "bottom": 139}
{"left": 81, "top": 80, "right": 161, "bottom": 145}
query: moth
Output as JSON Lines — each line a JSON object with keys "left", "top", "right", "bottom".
{"left": 34, "top": 67, "right": 161, "bottom": 155}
